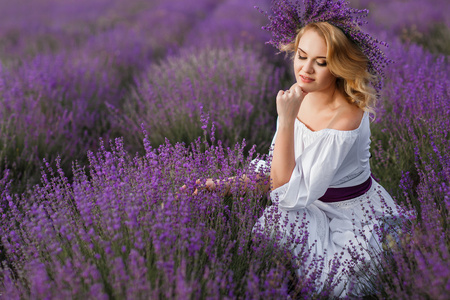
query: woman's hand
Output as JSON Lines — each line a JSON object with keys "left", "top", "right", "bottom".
{"left": 179, "top": 178, "right": 231, "bottom": 196}
{"left": 270, "top": 83, "right": 306, "bottom": 190}
{"left": 194, "top": 178, "right": 221, "bottom": 195}
{"left": 178, "top": 174, "right": 270, "bottom": 199}
{"left": 276, "top": 83, "right": 307, "bottom": 126}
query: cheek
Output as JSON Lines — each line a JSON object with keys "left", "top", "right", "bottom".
{"left": 319, "top": 69, "right": 336, "bottom": 83}
{"left": 293, "top": 60, "right": 304, "bottom": 79}
{"left": 293, "top": 60, "right": 300, "bottom": 72}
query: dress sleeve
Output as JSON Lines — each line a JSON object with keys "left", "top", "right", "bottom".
{"left": 250, "top": 158, "right": 270, "bottom": 174}
{"left": 270, "top": 130, "right": 358, "bottom": 210}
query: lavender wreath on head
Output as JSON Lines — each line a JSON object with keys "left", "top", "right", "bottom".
{"left": 257, "top": 0, "right": 391, "bottom": 94}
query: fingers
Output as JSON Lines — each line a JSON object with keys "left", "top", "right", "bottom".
{"left": 277, "top": 90, "right": 285, "bottom": 99}
{"left": 293, "top": 85, "right": 303, "bottom": 96}
{"left": 289, "top": 82, "right": 298, "bottom": 92}
{"left": 204, "top": 178, "right": 216, "bottom": 191}
{"left": 180, "top": 178, "right": 230, "bottom": 198}
{"left": 278, "top": 84, "right": 305, "bottom": 98}
{"left": 277, "top": 89, "right": 292, "bottom": 100}
{"left": 277, "top": 86, "right": 303, "bottom": 102}
{"left": 178, "top": 181, "right": 202, "bottom": 196}
{"left": 275, "top": 84, "right": 306, "bottom": 123}
{"left": 194, "top": 178, "right": 216, "bottom": 194}
{"left": 287, "top": 83, "right": 308, "bottom": 95}
{"left": 289, "top": 84, "right": 303, "bottom": 95}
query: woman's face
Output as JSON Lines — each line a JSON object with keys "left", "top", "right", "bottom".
{"left": 294, "top": 29, "right": 336, "bottom": 94}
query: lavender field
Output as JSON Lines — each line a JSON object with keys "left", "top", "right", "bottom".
{"left": 0, "top": 0, "right": 449, "bottom": 298}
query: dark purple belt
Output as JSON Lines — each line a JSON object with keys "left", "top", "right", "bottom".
{"left": 319, "top": 175, "right": 373, "bottom": 203}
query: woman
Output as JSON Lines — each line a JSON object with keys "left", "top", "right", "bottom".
{"left": 251, "top": 0, "right": 401, "bottom": 296}
{"left": 190, "top": 0, "right": 400, "bottom": 296}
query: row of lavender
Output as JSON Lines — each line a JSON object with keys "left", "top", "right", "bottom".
{"left": 1, "top": 0, "right": 449, "bottom": 298}
{"left": 355, "top": 0, "right": 450, "bottom": 55}
{"left": 360, "top": 1, "right": 450, "bottom": 297}
{"left": 0, "top": 0, "right": 281, "bottom": 192}
{"left": 369, "top": 41, "right": 449, "bottom": 298}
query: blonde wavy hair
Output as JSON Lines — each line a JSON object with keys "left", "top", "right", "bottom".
{"left": 281, "top": 22, "right": 378, "bottom": 113}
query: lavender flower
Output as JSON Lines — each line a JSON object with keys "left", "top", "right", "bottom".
{"left": 117, "top": 46, "right": 281, "bottom": 154}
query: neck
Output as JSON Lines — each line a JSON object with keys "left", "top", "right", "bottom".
{"left": 305, "top": 85, "right": 343, "bottom": 111}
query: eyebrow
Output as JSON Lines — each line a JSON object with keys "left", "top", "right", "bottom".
{"left": 298, "top": 48, "right": 326, "bottom": 59}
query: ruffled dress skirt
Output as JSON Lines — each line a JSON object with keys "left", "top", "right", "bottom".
{"left": 253, "top": 178, "right": 400, "bottom": 297}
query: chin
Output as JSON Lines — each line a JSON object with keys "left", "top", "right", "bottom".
{"left": 296, "top": 81, "right": 309, "bottom": 92}
{"left": 299, "top": 85, "right": 312, "bottom": 93}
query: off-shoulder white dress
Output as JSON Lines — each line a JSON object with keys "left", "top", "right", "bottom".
{"left": 253, "top": 112, "right": 400, "bottom": 296}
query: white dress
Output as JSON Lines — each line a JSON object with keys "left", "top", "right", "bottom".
{"left": 253, "top": 112, "right": 400, "bottom": 297}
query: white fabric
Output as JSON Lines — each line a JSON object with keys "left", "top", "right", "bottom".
{"left": 253, "top": 112, "right": 401, "bottom": 297}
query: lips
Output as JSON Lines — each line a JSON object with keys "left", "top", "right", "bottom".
{"left": 299, "top": 75, "right": 314, "bottom": 83}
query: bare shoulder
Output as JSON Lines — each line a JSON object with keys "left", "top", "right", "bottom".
{"left": 328, "top": 104, "right": 364, "bottom": 131}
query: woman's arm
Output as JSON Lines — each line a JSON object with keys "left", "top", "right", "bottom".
{"left": 180, "top": 84, "right": 305, "bottom": 197}
{"left": 270, "top": 84, "right": 306, "bottom": 190}
{"left": 196, "top": 173, "right": 270, "bottom": 196}
{"left": 270, "top": 121, "right": 296, "bottom": 189}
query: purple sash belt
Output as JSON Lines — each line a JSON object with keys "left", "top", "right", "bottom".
{"left": 319, "top": 175, "right": 373, "bottom": 203}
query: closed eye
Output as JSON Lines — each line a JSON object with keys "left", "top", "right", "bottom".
{"left": 298, "top": 53, "right": 327, "bottom": 67}
{"left": 298, "top": 48, "right": 327, "bottom": 67}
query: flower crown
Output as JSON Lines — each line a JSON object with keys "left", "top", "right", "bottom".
{"left": 257, "top": 0, "right": 391, "bottom": 93}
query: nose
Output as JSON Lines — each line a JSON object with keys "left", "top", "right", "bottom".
{"left": 302, "top": 59, "right": 314, "bottom": 74}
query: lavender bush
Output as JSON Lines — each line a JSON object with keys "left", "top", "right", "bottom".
{"left": 0, "top": 116, "right": 434, "bottom": 299}
{"left": 351, "top": 0, "right": 450, "bottom": 54}
{"left": 117, "top": 46, "right": 282, "bottom": 154}
{"left": 0, "top": 123, "right": 340, "bottom": 298}
{"left": 112, "top": 0, "right": 287, "bottom": 155}
{"left": 0, "top": 51, "right": 122, "bottom": 191}
{"left": 0, "top": 0, "right": 124, "bottom": 62}
{"left": 367, "top": 40, "right": 450, "bottom": 298}
{"left": 183, "top": 0, "right": 271, "bottom": 53}
{"left": 0, "top": 0, "right": 228, "bottom": 192}
{"left": 0, "top": 0, "right": 218, "bottom": 62}
{"left": 371, "top": 40, "right": 450, "bottom": 210}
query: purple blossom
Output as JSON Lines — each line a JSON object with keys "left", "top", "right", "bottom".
{"left": 118, "top": 45, "right": 281, "bottom": 154}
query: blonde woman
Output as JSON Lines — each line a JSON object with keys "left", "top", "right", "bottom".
{"left": 251, "top": 0, "right": 401, "bottom": 296}
{"left": 189, "top": 0, "right": 400, "bottom": 295}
